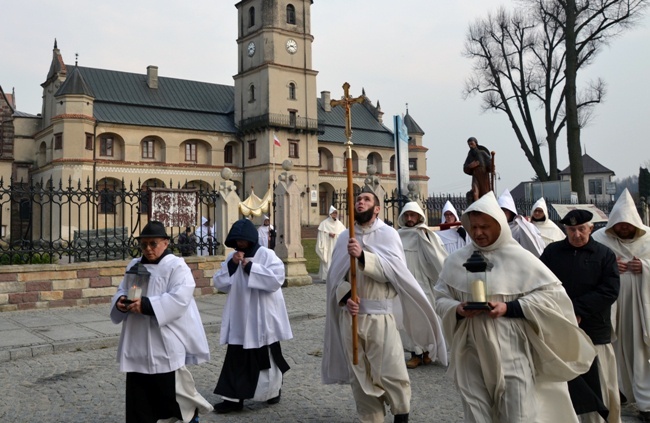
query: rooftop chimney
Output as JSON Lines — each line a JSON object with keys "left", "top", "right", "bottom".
{"left": 147, "top": 65, "right": 158, "bottom": 89}
{"left": 321, "top": 91, "right": 331, "bottom": 112}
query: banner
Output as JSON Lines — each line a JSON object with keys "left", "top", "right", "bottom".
{"left": 394, "top": 115, "right": 410, "bottom": 197}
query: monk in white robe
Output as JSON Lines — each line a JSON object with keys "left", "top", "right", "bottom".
{"left": 397, "top": 201, "right": 448, "bottom": 368}
{"left": 434, "top": 192, "right": 596, "bottom": 423}
{"left": 195, "top": 216, "right": 216, "bottom": 256}
{"left": 322, "top": 190, "right": 447, "bottom": 423}
{"left": 498, "top": 189, "right": 545, "bottom": 257}
{"left": 111, "top": 221, "right": 212, "bottom": 423}
{"left": 530, "top": 197, "right": 565, "bottom": 246}
{"left": 436, "top": 200, "right": 470, "bottom": 254}
{"left": 593, "top": 189, "right": 650, "bottom": 422}
{"left": 316, "top": 205, "right": 346, "bottom": 281}
{"left": 212, "top": 218, "right": 292, "bottom": 413}
{"left": 257, "top": 215, "right": 273, "bottom": 248}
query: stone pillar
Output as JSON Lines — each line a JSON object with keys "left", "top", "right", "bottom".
{"left": 274, "top": 160, "right": 311, "bottom": 286}
{"left": 215, "top": 168, "right": 240, "bottom": 256}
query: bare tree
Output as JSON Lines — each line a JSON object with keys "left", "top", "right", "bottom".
{"left": 464, "top": 0, "right": 645, "bottom": 201}
{"left": 541, "top": 0, "right": 647, "bottom": 201}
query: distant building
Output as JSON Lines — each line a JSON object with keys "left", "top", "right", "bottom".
{"left": 559, "top": 153, "right": 615, "bottom": 202}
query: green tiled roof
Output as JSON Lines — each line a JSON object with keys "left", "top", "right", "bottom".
{"left": 317, "top": 98, "right": 394, "bottom": 148}
{"left": 59, "top": 66, "right": 237, "bottom": 133}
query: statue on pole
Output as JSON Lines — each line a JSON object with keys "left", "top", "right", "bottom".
{"left": 463, "top": 136, "right": 495, "bottom": 203}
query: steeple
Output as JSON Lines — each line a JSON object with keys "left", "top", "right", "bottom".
{"left": 43, "top": 38, "right": 67, "bottom": 87}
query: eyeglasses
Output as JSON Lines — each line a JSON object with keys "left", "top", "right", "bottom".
{"left": 139, "top": 241, "right": 160, "bottom": 250}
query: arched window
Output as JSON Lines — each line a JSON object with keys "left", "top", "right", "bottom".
{"left": 248, "top": 7, "right": 255, "bottom": 27}
{"left": 288, "top": 82, "right": 296, "bottom": 100}
{"left": 286, "top": 4, "right": 296, "bottom": 24}
{"left": 249, "top": 84, "right": 256, "bottom": 102}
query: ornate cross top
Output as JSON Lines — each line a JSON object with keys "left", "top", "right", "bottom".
{"left": 330, "top": 82, "right": 364, "bottom": 143}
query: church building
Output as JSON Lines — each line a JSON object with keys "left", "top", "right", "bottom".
{"left": 5, "top": 0, "right": 429, "bottom": 229}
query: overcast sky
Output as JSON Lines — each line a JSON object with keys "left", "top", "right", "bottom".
{"left": 3, "top": 0, "right": 649, "bottom": 195}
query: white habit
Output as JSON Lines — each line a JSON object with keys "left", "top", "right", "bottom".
{"left": 530, "top": 197, "right": 566, "bottom": 246}
{"left": 257, "top": 215, "right": 273, "bottom": 248}
{"left": 593, "top": 189, "right": 650, "bottom": 413}
{"left": 322, "top": 218, "right": 447, "bottom": 422}
{"left": 498, "top": 189, "right": 545, "bottom": 257}
{"left": 436, "top": 200, "right": 470, "bottom": 254}
{"left": 397, "top": 201, "right": 448, "bottom": 355}
{"left": 316, "top": 206, "right": 346, "bottom": 281}
{"left": 434, "top": 192, "right": 596, "bottom": 423}
{"left": 195, "top": 216, "right": 215, "bottom": 256}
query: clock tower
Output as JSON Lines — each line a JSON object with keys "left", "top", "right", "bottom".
{"left": 234, "top": 0, "right": 320, "bottom": 225}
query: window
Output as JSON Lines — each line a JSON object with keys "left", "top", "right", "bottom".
{"left": 289, "top": 110, "right": 296, "bottom": 127}
{"left": 54, "top": 133, "right": 62, "bottom": 150}
{"left": 286, "top": 4, "right": 296, "bottom": 24}
{"left": 142, "top": 139, "right": 155, "bottom": 159}
{"left": 249, "top": 85, "right": 256, "bottom": 102}
{"left": 185, "top": 143, "right": 197, "bottom": 162}
{"left": 409, "top": 158, "right": 417, "bottom": 171}
{"left": 248, "top": 7, "right": 255, "bottom": 27}
{"left": 390, "top": 155, "right": 395, "bottom": 172}
{"left": 248, "top": 140, "right": 256, "bottom": 159}
{"left": 224, "top": 144, "right": 233, "bottom": 164}
{"left": 588, "top": 179, "right": 603, "bottom": 195}
{"left": 97, "top": 180, "right": 118, "bottom": 214}
{"left": 408, "top": 136, "right": 415, "bottom": 146}
{"left": 85, "top": 133, "right": 93, "bottom": 150}
{"left": 289, "top": 140, "right": 299, "bottom": 158}
{"left": 367, "top": 155, "right": 374, "bottom": 166}
{"left": 288, "top": 82, "right": 296, "bottom": 100}
{"left": 100, "top": 137, "right": 113, "bottom": 157}
{"left": 318, "top": 149, "right": 322, "bottom": 167}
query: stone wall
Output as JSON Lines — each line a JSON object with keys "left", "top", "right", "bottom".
{"left": 0, "top": 255, "right": 223, "bottom": 312}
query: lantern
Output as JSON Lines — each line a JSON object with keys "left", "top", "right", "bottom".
{"left": 125, "top": 261, "right": 150, "bottom": 303}
{"left": 462, "top": 250, "right": 493, "bottom": 311}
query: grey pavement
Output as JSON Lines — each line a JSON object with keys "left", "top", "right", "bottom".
{"left": 0, "top": 276, "right": 643, "bottom": 422}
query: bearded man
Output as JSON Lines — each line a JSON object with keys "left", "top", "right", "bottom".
{"left": 322, "top": 189, "right": 447, "bottom": 423}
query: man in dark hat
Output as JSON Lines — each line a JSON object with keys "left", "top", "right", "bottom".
{"left": 541, "top": 210, "right": 621, "bottom": 422}
{"left": 110, "top": 220, "right": 212, "bottom": 422}
{"left": 463, "top": 137, "right": 492, "bottom": 202}
{"left": 212, "top": 218, "right": 292, "bottom": 414}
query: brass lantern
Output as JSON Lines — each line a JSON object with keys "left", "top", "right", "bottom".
{"left": 125, "top": 261, "right": 150, "bottom": 302}
{"left": 462, "top": 250, "right": 493, "bottom": 311}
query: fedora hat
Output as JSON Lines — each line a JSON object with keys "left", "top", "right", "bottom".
{"left": 135, "top": 221, "right": 170, "bottom": 239}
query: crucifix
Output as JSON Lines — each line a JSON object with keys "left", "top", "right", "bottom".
{"left": 330, "top": 82, "right": 364, "bottom": 365}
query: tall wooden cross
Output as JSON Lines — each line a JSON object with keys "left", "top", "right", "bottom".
{"left": 330, "top": 82, "right": 364, "bottom": 365}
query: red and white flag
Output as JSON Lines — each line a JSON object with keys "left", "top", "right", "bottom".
{"left": 273, "top": 133, "right": 281, "bottom": 147}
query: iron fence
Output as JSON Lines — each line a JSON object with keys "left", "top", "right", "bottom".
{"left": 0, "top": 177, "right": 220, "bottom": 265}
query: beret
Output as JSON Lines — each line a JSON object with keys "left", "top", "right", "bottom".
{"left": 560, "top": 209, "right": 593, "bottom": 226}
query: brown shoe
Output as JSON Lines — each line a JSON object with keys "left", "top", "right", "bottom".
{"left": 422, "top": 352, "right": 433, "bottom": 365}
{"left": 406, "top": 355, "right": 422, "bottom": 369}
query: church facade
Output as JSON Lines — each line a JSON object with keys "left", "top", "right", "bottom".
{"left": 6, "top": 0, "right": 429, "bottom": 232}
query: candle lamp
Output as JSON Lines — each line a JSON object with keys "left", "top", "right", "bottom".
{"left": 462, "top": 250, "right": 493, "bottom": 310}
{"left": 125, "top": 261, "right": 150, "bottom": 303}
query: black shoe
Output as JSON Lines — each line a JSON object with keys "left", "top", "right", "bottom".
{"left": 267, "top": 389, "right": 281, "bottom": 405}
{"left": 640, "top": 410, "right": 650, "bottom": 423}
{"left": 620, "top": 390, "right": 628, "bottom": 405}
{"left": 394, "top": 413, "right": 409, "bottom": 423}
{"left": 214, "top": 399, "right": 243, "bottom": 414}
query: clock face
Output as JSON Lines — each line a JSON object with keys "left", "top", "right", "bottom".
{"left": 247, "top": 42, "right": 256, "bottom": 57}
{"left": 286, "top": 39, "right": 298, "bottom": 54}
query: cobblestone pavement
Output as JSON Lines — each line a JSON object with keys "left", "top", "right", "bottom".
{"left": 0, "top": 282, "right": 643, "bottom": 422}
